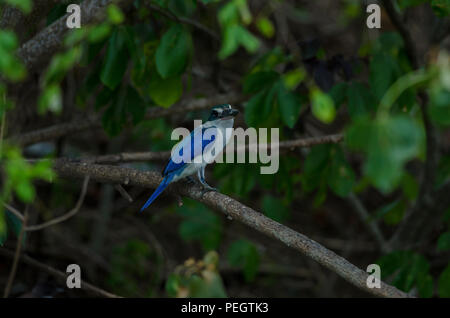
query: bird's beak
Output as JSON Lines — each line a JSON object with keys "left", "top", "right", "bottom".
{"left": 223, "top": 108, "right": 239, "bottom": 118}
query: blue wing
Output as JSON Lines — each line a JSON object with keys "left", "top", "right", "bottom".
{"left": 162, "top": 126, "right": 217, "bottom": 176}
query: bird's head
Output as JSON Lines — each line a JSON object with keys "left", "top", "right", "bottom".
{"left": 207, "top": 104, "right": 239, "bottom": 121}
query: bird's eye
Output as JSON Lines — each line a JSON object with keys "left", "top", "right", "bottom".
{"left": 212, "top": 110, "right": 218, "bottom": 116}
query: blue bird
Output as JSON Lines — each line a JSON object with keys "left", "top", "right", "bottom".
{"left": 140, "top": 104, "right": 239, "bottom": 211}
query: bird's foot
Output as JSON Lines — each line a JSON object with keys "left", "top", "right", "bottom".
{"left": 200, "top": 185, "right": 218, "bottom": 197}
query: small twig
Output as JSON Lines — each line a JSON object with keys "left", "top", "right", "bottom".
{"left": 381, "top": 0, "right": 419, "bottom": 69}
{"left": 2, "top": 203, "right": 25, "bottom": 222}
{"left": 114, "top": 184, "right": 133, "bottom": 202}
{"left": 0, "top": 248, "right": 121, "bottom": 298}
{"left": 25, "top": 176, "right": 90, "bottom": 232}
{"left": 347, "top": 193, "right": 390, "bottom": 253}
{"left": 3, "top": 207, "right": 28, "bottom": 298}
{"left": 146, "top": 2, "right": 220, "bottom": 41}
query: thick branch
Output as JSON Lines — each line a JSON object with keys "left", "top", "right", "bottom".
{"left": 76, "top": 134, "right": 343, "bottom": 164}
{"left": 51, "top": 159, "right": 408, "bottom": 297}
{"left": 17, "top": 0, "right": 134, "bottom": 71}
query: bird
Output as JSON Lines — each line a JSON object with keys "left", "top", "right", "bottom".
{"left": 140, "top": 104, "right": 239, "bottom": 211}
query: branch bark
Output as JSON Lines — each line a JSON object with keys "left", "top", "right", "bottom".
{"left": 16, "top": 0, "right": 134, "bottom": 71}
{"left": 50, "top": 158, "right": 409, "bottom": 297}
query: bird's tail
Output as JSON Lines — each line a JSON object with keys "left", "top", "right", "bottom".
{"left": 140, "top": 175, "right": 173, "bottom": 212}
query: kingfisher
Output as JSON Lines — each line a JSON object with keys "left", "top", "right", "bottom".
{"left": 140, "top": 104, "right": 239, "bottom": 211}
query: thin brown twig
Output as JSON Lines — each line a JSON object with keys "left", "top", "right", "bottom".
{"left": 2, "top": 203, "right": 25, "bottom": 222}
{"left": 114, "top": 184, "right": 133, "bottom": 202}
{"left": 381, "top": 1, "right": 440, "bottom": 250}
{"left": 3, "top": 207, "right": 28, "bottom": 298}
{"left": 25, "top": 176, "right": 90, "bottom": 232}
{"left": 146, "top": 2, "right": 220, "bottom": 41}
{"left": 0, "top": 248, "right": 121, "bottom": 298}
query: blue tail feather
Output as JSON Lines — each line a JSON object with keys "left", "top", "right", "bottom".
{"left": 140, "top": 175, "right": 173, "bottom": 212}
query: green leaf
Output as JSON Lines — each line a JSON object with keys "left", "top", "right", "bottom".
{"left": 329, "top": 83, "right": 347, "bottom": 107}
{"left": 100, "top": 28, "right": 129, "bottom": 90}
{"left": 107, "top": 4, "right": 125, "bottom": 24}
{"left": 244, "top": 84, "right": 276, "bottom": 127}
{"left": 15, "top": 179, "right": 35, "bottom": 202}
{"left": 431, "top": 0, "right": 450, "bottom": 17}
{"left": 429, "top": 88, "right": 450, "bottom": 126}
{"left": 370, "top": 53, "right": 401, "bottom": 101}
{"left": 310, "top": 88, "right": 336, "bottom": 124}
{"left": 302, "top": 144, "right": 330, "bottom": 192}
{"left": 262, "top": 195, "right": 290, "bottom": 222}
{"left": 377, "top": 251, "right": 431, "bottom": 294}
{"left": 243, "top": 71, "right": 279, "bottom": 94}
{"left": 282, "top": 68, "right": 306, "bottom": 90}
{"left": 277, "top": 83, "right": 302, "bottom": 128}
{"left": 346, "top": 115, "right": 423, "bottom": 193}
{"left": 38, "top": 84, "right": 62, "bottom": 114}
{"left": 177, "top": 200, "right": 222, "bottom": 250}
{"left": 148, "top": 72, "right": 183, "bottom": 108}
{"left": 218, "top": 24, "right": 260, "bottom": 59}
{"left": 227, "top": 239, "right": 260, "bottom": 282}
{"left": 256, "top": 17, "right": 274, "bottom": 38}
{"left": 88, "top": 23, "right": 112, "bottom": 43}
{"left": 347, "top": 82, "right": 376, "bottom": 118}
{"left": 327, "top": 147, "right": 355, "bottom": 197}
{"left": 438, "top": 264, "right": 450, "bottom": 297}
{"left": 44, "top": 46, "right": 82, "bottom": 85}
{"left": 397, "top": 0, "right": 428, "bottom": 9}
{"left": 168, "top": 0, "right": 197, "bottom": 17}
{"left": 125, "top": 85, "right": 146, "bottom": 124}
{"left": 0, "top": 30, "right": 26, "bottom": 81}
{"left": 155, "top": 24, "right": 191, "bottom": 79}
{"left": 437, "top": 232, "right": 450, "bottom": 251}
{"left": 401, "top": 173, "right": 419, "bottom": 200}
{"left": 417, "top": 273, "right": 434, "bottom": 298}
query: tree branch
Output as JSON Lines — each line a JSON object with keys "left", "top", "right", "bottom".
{"left": 72, "top": 134, "right": 344, "bottom": 164}
{"left": 16, "top": 0, "right": 134, "bottom": 71}
{"left": 8, "top": 92, "right": 245, "bottom": 146}
{"left": 381, "top": 2, "right": 440, "bottom": 250}
{"left": 50, "top": 159, "right": 409, "bottom": 297}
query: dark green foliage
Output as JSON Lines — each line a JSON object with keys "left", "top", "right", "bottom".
{"left": 227, "top": 239, "right": 260, "bottom": 282}
{"left": 377, "top": 251, "right": 433, "bottom": 297}
{"left": 177, "top": 200, "right": 222, "bottom": 251}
